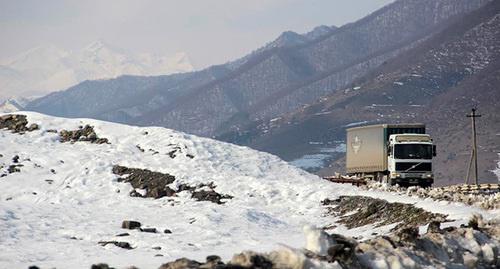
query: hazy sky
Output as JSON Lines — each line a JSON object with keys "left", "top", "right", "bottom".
{"left": 0, "top": 0, "right": 394, "bottom": 69}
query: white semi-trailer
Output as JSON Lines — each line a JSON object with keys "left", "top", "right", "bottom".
{"left": 346, "top": 124, "right": 436, "bottom": 187}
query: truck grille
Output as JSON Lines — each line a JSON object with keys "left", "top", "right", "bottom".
{"left": 395, "top": 162, "right": 432, "bottom": 172}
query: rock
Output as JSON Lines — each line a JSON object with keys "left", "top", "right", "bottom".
{"left": 91, "top": 263, "right": 115, "bottom": 269}
{"left": 28, "top": 123, "right": 39, "bottom": 131}
{"left": 199, "top": 255, "right": 224, "bottom": 269}
{"left": 0, "top": 114, "right": 39, "bottom": 134}
{"left": 7, "top": 164, "right": 23, "bottom": 174}
{"left": 158, "top": 258, "right": 202, "bottom": 269}
{"left": 191, "top": 190, "right": 233, "bottom": 205}
{"left": 59, "top": 125, "right": 109, "bottom": 144}
{"left": 396, "top": 226, "right": 419, "bottom": 243}
{"left": 116, "top": 233, "right": 130, "bottom": 237}
{"left": 164, "top": 229, "right": 172, "bottom": 234}
{"left": 167, "top": 150, "right": 178, "bottom": 158}
{"left": 230, "top": 251, "right": 273, "bottom": 269}
{"left": 98, "top": 241, "right": 133, "bottom": 249}
{"left": 468, "top": 214, "right": 485, "bottom": 230}
{"left": 12, "top": 155, "right": 19, "bottom": 163}
{"left": 122, "top": 220, "right": 142, "bottom": 230}
{"left": 427, "top": 221, "right": 441, "bottom": 233}
{"left": 141, "top": 228, "right": 157, "bottom": 233}
{"left": 177, "top": 183, "right": 196, "bottom": 192}
{"left": 113, "top": 165, "right": 176, "bottom": 199}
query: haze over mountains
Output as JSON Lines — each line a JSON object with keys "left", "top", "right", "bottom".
{"left": 0, "top": 41, "right": 194, "bottom": 102}
{"left": 24, "top": 0, "right": 500, "bottom": 184}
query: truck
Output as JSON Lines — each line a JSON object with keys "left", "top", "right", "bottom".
{"left": 346, "top": 124, "right": 436, "bottom": 187}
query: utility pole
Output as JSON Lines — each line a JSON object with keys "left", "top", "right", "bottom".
{"left": 465, "top": 108, "right": 481, "bottom": 185}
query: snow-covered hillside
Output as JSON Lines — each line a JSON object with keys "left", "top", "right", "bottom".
{"left": 0, "top": 42, "right": 194, "bottom": 102}
{"left": 0, "top": 112, "right": 498, "bottom": 268}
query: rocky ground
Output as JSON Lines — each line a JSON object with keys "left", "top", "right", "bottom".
{"left": 48, "top": 214, "right": 498, "bottom": 269}
{"left": 26, "top": 197, "right": 499, "bottom": 269}
{"left": 321, "top": 196, "right": 447, "bottom": 232}
{"left": 112, "top": 165, "right": 233, "bottom": 203}
{"left": 361, "top": 181, "right": 500, "bottom": 210}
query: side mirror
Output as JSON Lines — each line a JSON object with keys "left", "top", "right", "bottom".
{"left": 433, "top": 145, "right": 437, "bottom": 157}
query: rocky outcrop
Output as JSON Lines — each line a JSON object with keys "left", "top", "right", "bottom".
{"left": 59, "top": 125, "right": 109, "bottom": 144}
{"left": 322, "top": 196, "right": 447, "bottom": 231}
{"left": 113, "top": 165, "right": 176, "bottom": 199}
{"left": 191, "top": 189, "right": 233, "bottom": 205}
{"left": 112, "top": 165, "right": 232, "bottom": 204}
{"left": 0, "top": 114, "right": 39, "bottom": 134}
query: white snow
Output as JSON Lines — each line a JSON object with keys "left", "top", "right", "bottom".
{"left": 0, "top": 112, "right": 498, "bottom": 268}
{"left": 0, "top": 99, "right": 22, "bottom": 113}
{"left": 344, "top": 121, "right": 369, "bottom": 127}
{"left": 303, "top": 225, "right": 334, "bottom": 256}
{"left": 493, "top": 153, "right": 500, "bottom": 182}
{"left": 0, "top": 42, "right": 194, "bottom": 102}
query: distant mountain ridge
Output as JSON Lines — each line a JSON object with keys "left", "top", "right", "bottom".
{"left": 0, "top": 41, "right": 194, "bottom": 102}
{"left": 27, "top": 0, "right": 490, "bottom": 140}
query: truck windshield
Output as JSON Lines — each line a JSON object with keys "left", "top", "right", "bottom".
{"left": 394, "top": 144, "right": 432, "bottom": 159}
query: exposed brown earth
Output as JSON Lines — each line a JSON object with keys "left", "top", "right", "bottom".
{"left": 321, "top": 196, "right": 447, "bottom": 231}
{"left": 112, "top": 165, "right": 232, "bottom": 204}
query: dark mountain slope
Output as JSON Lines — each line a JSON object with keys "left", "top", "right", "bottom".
{"left": 231, "top": 0, "right": 500, "bottom": 185}
{"left": 139, "top": 0, "right": 490, "bottom": 137}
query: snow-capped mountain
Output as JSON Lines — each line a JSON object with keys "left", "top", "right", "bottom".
{"left": 0, "top": 41, "right": 194, "bottom": 102}
{"left": 0, "top": 112, "right": 497, "bottom": 268}
{"left": 0, "top": 99, "right": 23, "bottom": 113}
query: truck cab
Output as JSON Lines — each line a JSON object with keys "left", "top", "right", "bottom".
{"left": 387, "top": 134, "right": 435, "bottom": 187}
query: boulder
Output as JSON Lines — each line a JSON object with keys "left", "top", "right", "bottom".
{"left": 91, "top": 263, "right": 115, "bottom": 269}
{"left": 98, "top": 241, "right": 133, "bottom": 249}
{"left": 141, "top": 228, "right": 157, "bottom": 233}
{"left": 427, "top": 221, "right": 442, "bottom": 233}
{"left": 158, "top": 258, "right": 202, "bottom": 269}
{"left": 122, "top": 220, "right": 142, "bottom": 230}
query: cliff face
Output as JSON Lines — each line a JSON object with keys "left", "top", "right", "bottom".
{"left": 230, "top": 0, "right": 500, "bottom": 185}
{"left": 27, "top": 0, "right": 490, "bottom": 138}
